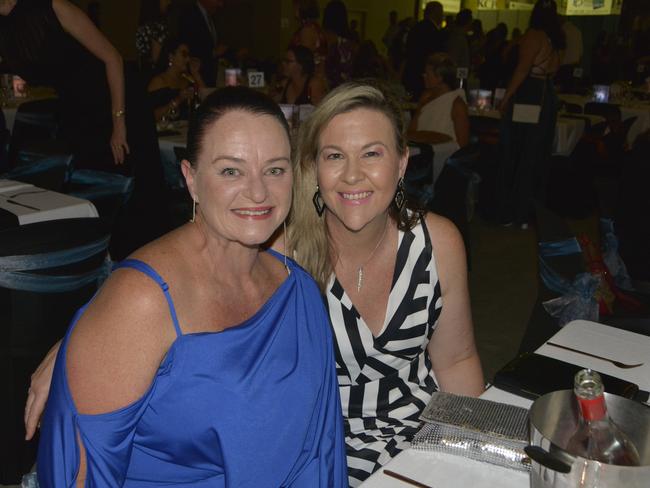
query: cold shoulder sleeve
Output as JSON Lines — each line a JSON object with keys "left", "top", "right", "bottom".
{"left": 36, "top": 307, "right": 166, "bottom": 487}
{"left": 284, "top": 269, "right": 348, "bottom": 487}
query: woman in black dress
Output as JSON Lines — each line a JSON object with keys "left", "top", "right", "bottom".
{"left": 0, "top": 0, "right": 169, "bottom": 257}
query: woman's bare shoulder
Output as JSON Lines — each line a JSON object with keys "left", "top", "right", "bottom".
{"left": 523, "top": 28, "right": 546, "bottom": 46}
{"left": 422, "top": 212, "right": 466, "bottom": 262}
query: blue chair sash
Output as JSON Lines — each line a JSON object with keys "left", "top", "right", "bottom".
{"left": 1, "top": 154, "right": 73, "bottom": 179}
{"left": 0, "top": 235, "right": 111, "bottom": 293}
{"left": 542, "top": 272, "right": 600, "bottom": 327}
{"left": 67, "top": 169, "right": 134, "bottom": 204}
{"left": 600, "top": 218, "right": 634, "bottom": 291}
{"left": 538, "top": 237, "right": 599, "bottom": 326}
{"left": 538, "top": 238, "right": 582, "bottom": 294}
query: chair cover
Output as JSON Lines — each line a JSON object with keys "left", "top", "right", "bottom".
{"left": 0, "top": 218, "right": 108, "bottom": 484}
{"left": 1, "top": 154, "right": 72, "bottom": 192}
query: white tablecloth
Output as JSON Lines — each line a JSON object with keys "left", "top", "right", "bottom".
{"left": 557, "top": 94, "right": 650, "bottom": 146}
{"left": 0, "top": 179, "right": 98, "bottom": 227}
{"left": 360, "top": 320, "right": 650, "bottom": 487}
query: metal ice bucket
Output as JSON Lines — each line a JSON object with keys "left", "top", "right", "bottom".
{"left": 527, "top": 390, "right": 650, "bottom": 488}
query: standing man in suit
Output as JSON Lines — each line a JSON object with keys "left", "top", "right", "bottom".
{"left": 402, "top": 1, "right": 445, "bottom": 100}
{"left": 178, "top": 0, "right": 225, "bottom": 86}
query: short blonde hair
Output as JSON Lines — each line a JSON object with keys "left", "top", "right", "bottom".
{"left": 289, "top": 81, "right": 419, "bottom": 290}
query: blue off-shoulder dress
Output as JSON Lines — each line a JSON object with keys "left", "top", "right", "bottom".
{"left": 37, "top": 254, "right": 348, "bottom": 487}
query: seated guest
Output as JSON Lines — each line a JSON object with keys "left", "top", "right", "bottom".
{"left": 34, "top": 87, "right": 347, "bottom": 486}
{"left": 147, "top": 37, "right": 206, "bottom": 121}
{"left": 290, "top": 81, "right": 484, "bottom": 485}
{"left": 408, "top": 53, "right": 470, "bottom": 147}
{"left": 272, "top": 46, "right": 327, "bottom": 106}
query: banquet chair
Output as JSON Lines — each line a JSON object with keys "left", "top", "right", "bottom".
{"left": 404, "top": 142, "right": 435, "bottom": 207}
{"left": 65, "top": 169, "right": 134, "bottom": 228}
{"left": 583, "top": 102, "right": 621, "bottom": 124}
{"left": 517, "top": 203, "right": 584, "bottom": 354}
{"left": 614, "top": 136, "right": 650, "bottom": 287}
{"left": 1, "top": 153, "right": 73, "bottom": 192}
{"left": 445, "top": 143, "right": 481, "bottom": 221}
{"left": 428, "top": 146, "right": 480, "bottom": 270}
{"left": 469, "top": 115, "right": 501, "bottom": 146}
{"left": 7, "top": 98, "right": 60, "bottom": 166}
{"left": 518, "top": 203, "right": 650, "bottom": 355}
{"left": 0, "top": 217, "right": 110, "bottom": 484}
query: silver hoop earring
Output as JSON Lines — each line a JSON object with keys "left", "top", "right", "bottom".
{"left": 312, "top": 186, "right": 325, "bottom": 216}
{"left": 190, "top": 198, "right": 197, "bottom": 223}
{"left": 283, "top": 220, "right": 291, "bottom": 276}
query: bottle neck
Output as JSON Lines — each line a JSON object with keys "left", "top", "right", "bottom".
{"left": 577, "top": 394, "right": 608, "bottom": 422}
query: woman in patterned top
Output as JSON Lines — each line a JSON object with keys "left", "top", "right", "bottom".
{"left": 289, "top": 81, "right": 485, "bottom": 486}
{"left": 136, "top": 0, "right": 172, "bottom": 70}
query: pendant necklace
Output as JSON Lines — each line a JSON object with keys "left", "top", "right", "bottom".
{"left": 354, "top": 220, "right": 389, "bottom": 292}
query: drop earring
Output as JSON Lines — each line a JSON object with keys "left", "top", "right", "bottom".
{"left": 190, "top": 198, "right": 197, "bottom": 223}
{"left": 283, "top": 220, "right": 291, "bottom": 276}
{"left": 394, "top": 177, "right": 405, "bottom": 211}
{"left": 312, "top": 186, "right": 325, "bottom": 216}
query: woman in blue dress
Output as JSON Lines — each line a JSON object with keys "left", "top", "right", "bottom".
{"left": 35, "top": 86, "right": 347, "bottom": 487}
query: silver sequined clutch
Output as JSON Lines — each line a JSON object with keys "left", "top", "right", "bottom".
{"left": 412, "top": 392, "right": 531, "bottom": 472}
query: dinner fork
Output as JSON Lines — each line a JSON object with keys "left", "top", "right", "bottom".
{"left": 546, "top": 342, "right": 644, "bottom": 369}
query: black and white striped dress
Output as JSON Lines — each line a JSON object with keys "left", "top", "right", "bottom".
{"left": 326, "top": 218, "right": 443, "bottom": 486}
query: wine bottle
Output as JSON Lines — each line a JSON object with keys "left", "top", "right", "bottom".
{"left": 566, "top": 369, "right": 640, "bottom": 466}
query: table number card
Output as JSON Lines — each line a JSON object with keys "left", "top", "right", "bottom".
{"left": 247, "top": 71, "right": 265, "bottom": 88}
{"left": 573, "top": 67, "right": 583, "bottom": 78}
{"left": 456, "top": 67, "right": 468, "bottom": 80}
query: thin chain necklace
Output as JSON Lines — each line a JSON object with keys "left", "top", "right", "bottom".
{"left": 347, "top": 219, "right": 389, "bottom": 293}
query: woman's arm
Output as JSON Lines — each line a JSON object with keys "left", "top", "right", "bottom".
{"left": 425, "top": 213, "right": 484, "bottom": 397}
{"left": 24, "top": 340, "right": 60, "bottom": 440}
{"left": 451, "top": 96, "right": 470, "bottom": 148}
{"left": 147, "top": 78, "right": 194, "bottom": 122}
{"left": 188, "top": 57, "right": 207, "bottom": 92}
{"left": 499, "top": 30, "right": 541, "bottom": 112}
{"left": 64, "top": 268, "right": 177, "bottom": 484}
{"left": 52, "top": 0, "right": 129, "bottom": 165}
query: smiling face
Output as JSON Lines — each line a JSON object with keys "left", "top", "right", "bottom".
{"left": 316, "top": 108, "right": 407, "bottom": 233}
{"left": 183, "top": 110, "right": 293, "bottom": 247}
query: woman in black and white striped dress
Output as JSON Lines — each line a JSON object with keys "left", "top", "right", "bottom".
{"left": 290, "top": 81, "right": 485, "bottom": 486}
